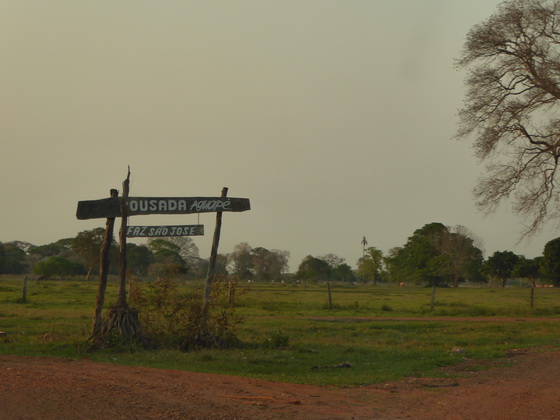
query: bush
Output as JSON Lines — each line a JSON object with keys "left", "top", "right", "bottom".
{"left": 262, "top": 331, "right": 290, "bottom": 349}
{"left": 129, "top": 276, "right": 245, "bottom": 350}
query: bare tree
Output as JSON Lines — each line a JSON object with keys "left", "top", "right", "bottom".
{"left": 252, "top": 247, "right": 290, "bottom": 281}
{"left": 228, "top": 242, "right": 253, "bottom": 279}
{"left": 319, "top": 253, "right": 346, "bottom": 270}
{"left": 148, "top": 236, "right": 199, "bottom": 265}
{"left": 456, "top": 0, "right": 560, "bottom": 236}
{"left": 430, "top": 226, "right": 484, "bottom": 287}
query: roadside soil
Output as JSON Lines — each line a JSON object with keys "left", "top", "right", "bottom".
{"left": 1, "top": 347, "right": 560, "bottom": 419}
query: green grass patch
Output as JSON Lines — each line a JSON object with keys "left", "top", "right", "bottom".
{"left": 1, "top": 276, "right": 559, "bottom": 386}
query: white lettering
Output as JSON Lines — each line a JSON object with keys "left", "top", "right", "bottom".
{"left": 190, "top": 200, "right": 200, "bottom": 211}
{"left": 130, "top": 198, "right": 240, "bottom": 215}
{"left": 188, "top": 199, "right": 232, "bottom": 212}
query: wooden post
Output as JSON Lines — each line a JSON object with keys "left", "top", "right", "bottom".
{"left": 327, "top": 282, "right": 333, "bottom": 310}
{"left": 92, "top": 188, "right": 118, "bottom": 335}
{"left": 530, "top": 286, "right": 535, "bottom": 308}
{"left": 430, "top": 284, "right": 436, "bottom": 311}
{"left": 22, "top": 276, "right": 28, "bottom": 303}
{"left": 228, "top": 279, "right": 235, "bottom": 306}
{"left": 202, "top": 187, "right": 228, "bottom": 327}
{"left": 116, "top": 168, "right": 130, "bottom": 308}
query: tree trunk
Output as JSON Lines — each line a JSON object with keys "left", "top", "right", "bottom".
{"left": 90, "top": 170, "right": 144, "bottom": 348}
{"left": 85, "top": 265, "right": 93, "bottom": 282}
{"left": 452, "top": 271, "right": 459, "bottom": 288}
{"left": 530, "top": 287, "right": 535, "bottom": 308}
{"left": 116, "top": 169, "right": 130, "bottom": 309}
{"left": 201, "top": 187, "right": 228, "bottom": 329}
{"left": 91, "top": 188, "right": 118, "bottom": 336}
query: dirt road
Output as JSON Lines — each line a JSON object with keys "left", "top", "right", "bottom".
{"left": 1, "top": 348, "right": 559, "bottom": 419}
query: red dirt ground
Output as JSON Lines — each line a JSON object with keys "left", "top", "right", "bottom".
{"left": 1, "top": 348, "right": 560, "bottom": 419}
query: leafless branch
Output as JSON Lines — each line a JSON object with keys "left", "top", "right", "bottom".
{"left": 457, "top": 0, "right": 560, "bottom": 237}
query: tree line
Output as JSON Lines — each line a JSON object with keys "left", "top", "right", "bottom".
{"left": 2, "top": 221, "right": 559, "bottom": 287}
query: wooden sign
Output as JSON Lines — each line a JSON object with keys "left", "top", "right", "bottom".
{"left": 127, "top": 225, "right": 204, "bottom": 238}
{"left": 76, "top": 197, "right": 251, "bottom": 220}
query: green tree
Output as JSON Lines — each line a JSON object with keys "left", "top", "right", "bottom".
{"left": 153, "top": 237, "right": 200, "bottom": 266}
{"left": 331, "top": 263, "right": 356, "bottom": 283}
{"left": 72, "top": 228, "right": 105, "bottom": 280}
{"left": 29, "top": 239, "right": 73, "bottom": 259}
{"left": 386, "top": 223, "right": 484, "bottom": 287}
{"left": 229, "top": 242, "right": 253, "bottom": 280}
{"left": 228, "top": 243, "right": 289, "bottom": 281}
{"left": 356, "top": 247, "right": 384, "bottom": 284}
{"left": 456, "top": 0, "right": 560, "bottom": 236}
{"left": 126, "top": 243, "right": 152, "bottom": 276}
{"left": 147, "top": 239, "right": 188, "bottom": 278}
{"left": 541, "top": 237, "right": 560, "bottom": 285}
{"left": 385, "top": 223, "right": 448, "bottom": 286}
{"left": 296, "top": 255, "right": 331, "bottom": 283}
{"left": 33, "top": 256, "right": 84, "bottom": 278}
{"left": 482, "top": 251, "right": 520, "bottom": 287}
{"left": 0, "top": 245, "right": 5, "bottom": 273}
{"left": 0, "top": 242, "right": 27, "bottom": 274}
{"left": 429, "top": 226, "right": 484, "bottom": 287}
{"left": 319, "top": 253, "right": 356, "bottom": 282}
{"left": 319, "top": 253, "right": 345, "bottom": 270}
{"left": 513, "top": 256, "right": 543, "bottom": 287}
{"left": 252, "top": 247, "right": 290, "bottom": 281}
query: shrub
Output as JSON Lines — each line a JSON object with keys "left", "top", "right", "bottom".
{"left": 263, "top": 331, "right": 290, "bottom": 349}
{"left": 129, "top": 275, "right": 245, "bottom": 350}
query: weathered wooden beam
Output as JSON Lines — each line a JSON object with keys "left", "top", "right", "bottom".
{"left": 76, "top": 197, "right": 250, "bottom": 219}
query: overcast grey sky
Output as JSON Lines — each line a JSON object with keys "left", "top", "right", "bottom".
{"left": 1, "top": 0, "right": 554, "bottom": 270}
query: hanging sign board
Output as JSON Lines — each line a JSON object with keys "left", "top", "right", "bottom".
{"left": 76, "top": 197, "right": 251, "bottom": 220}
{"left": 127, "top": 225, "right": 204, "bottom": 238}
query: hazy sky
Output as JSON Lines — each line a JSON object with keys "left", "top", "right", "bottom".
{"left": 2, "top": 0, "right": 555, "bottom": 270}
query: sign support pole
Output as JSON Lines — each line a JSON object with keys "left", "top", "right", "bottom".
{"left": 202, "top": 187, "right": 228, "bottom": 327}
{"left": 92, "top": 188, "right": 118, "bottom": 336}
{"left": 116, "top": 168, "right": 130, "bottom": 308}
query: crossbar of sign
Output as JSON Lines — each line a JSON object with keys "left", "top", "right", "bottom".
{"left": 76, "top": 197, "right": 250, "bottom": 219}
{"left": 126, "top": 225, "right": 204, "bottom": 238}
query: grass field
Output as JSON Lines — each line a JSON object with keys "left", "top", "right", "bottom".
{"left": 1, "top": 275, "right": 560, "bottom": 386}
